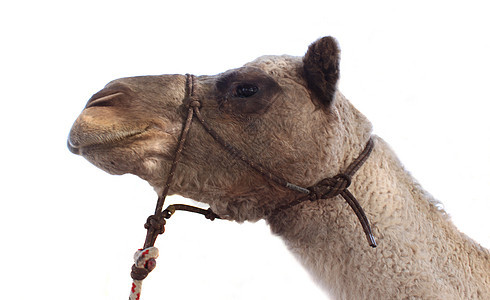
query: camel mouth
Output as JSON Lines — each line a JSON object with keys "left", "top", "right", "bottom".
{"left": 67, "top": 139, "right": 80, "bottom": 154}
{"left": 67, "top": 127, "right": 149, "bottom": 155}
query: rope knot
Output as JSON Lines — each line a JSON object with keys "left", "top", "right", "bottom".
{"left": 131, "top": 260, "right": 156, "bottom": 280}
{"left": 204, "top": 208, "right": 219, "bottom": 221}
{"left": 144, "top": 214, "right": 166, "bottom": 235}
{"left": 130, "top": 247, "right": 159, "bottom": 281}
{"left": 333, "top": 174, "right": 352, "bottom": 189}
{"left": 308, "top": 174, "right": 352, "bottom": 200}
{"left": 188, "top": 99, "right": 201, "bottom": 108}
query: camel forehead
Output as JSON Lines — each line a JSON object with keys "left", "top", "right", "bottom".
{"left": 244, "top": 55, "right": 304, "bottom": 80}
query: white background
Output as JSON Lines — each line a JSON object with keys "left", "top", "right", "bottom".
{"left": 1, "top": 1, "right": 489, "bottom": 299}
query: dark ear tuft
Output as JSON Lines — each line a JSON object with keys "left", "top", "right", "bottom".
{"left": 303, "top": 36, "right": 340, "bottom": 108}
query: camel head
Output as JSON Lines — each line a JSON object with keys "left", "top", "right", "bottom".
{"left": 68, "top": 37, "right": 372, "bottom": 222}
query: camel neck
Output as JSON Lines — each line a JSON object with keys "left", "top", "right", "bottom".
{"left": 266, "top": 136, "right": 490, "bottom": 299}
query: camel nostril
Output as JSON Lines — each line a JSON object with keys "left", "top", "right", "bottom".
{"left": 85, "top": 91, "right": 125, "bottom": 108}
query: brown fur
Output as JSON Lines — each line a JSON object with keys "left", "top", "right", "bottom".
{"left": 303, "top": 36, "right": 340, "bottom": 108}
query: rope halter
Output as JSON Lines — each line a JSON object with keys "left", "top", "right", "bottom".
{"left": 129, "top": 74, "right": 377, "bottom": 299}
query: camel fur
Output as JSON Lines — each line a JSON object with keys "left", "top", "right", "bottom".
{"left": 68, "top": 36, "right": 490, "bottom": 299}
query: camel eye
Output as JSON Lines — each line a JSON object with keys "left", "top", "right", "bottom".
{"left": 235, "top": 84, "right": 259, "bottom": 98}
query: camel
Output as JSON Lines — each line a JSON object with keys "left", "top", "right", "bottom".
{"left": 68, "top": 36, "right": 490, "bottom": 299}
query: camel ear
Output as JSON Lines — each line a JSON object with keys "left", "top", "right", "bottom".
{"left": 303, "top": 36, "right": 340, "bottom": 108}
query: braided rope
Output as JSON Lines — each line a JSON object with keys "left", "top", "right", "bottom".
{"left": 129, "top": 247, "right": 159, "bottom": 300}
{"left": 128, "top": 74, "right": 197, "bottom": 299}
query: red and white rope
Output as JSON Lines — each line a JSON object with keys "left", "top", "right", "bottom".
{"left": 129, "top": 247, "right": 159, "bottom": 300}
